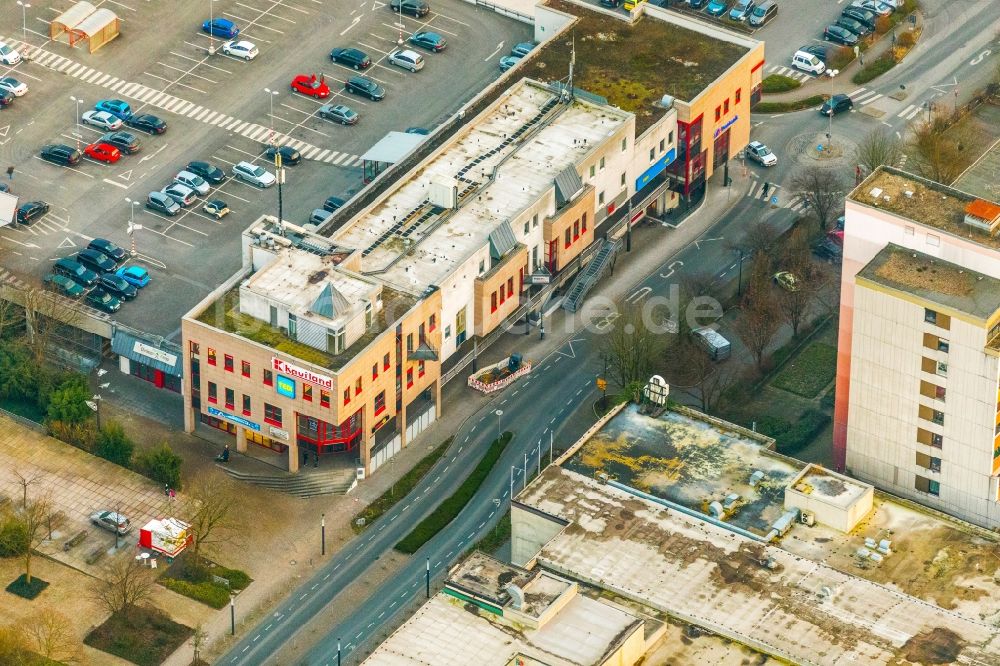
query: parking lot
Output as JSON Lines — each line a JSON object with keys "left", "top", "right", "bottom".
{"left": 0, "top": 0, "right": 531, "bottom": 338}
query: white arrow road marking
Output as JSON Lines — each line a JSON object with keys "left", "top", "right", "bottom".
{"left": 484, "top": 41, "right": 505, "bottom": 62}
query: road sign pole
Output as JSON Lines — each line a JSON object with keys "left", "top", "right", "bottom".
{"left": 337, "top": 640, "right": 342, "bottom": 666}
{"left": 425, "top": 558, "right": 430, "bottom": 599}
{"left": 321, "top": 513, "right": 326, "bottom": 556}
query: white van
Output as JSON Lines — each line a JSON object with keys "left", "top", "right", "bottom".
{"left": 694, "top": 327, "right": 732, "bottom": 361}
{"left": 791, "top": 50, "right": 826, "bottom": 75}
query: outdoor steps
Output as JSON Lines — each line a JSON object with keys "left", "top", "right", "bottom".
{"left": 562, "top": 238, "right": 620, "bottom": 313}
{"left": 220, "top": 466, "right": 356, "bottom": 498}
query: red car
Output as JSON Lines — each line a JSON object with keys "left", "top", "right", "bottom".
{"left": 84, "top": 142, "right": 122, "bottom": 164}
{"left": 290, "top": 74, "right": 330, "bottom": 99}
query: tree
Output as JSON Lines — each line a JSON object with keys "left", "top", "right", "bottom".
{"left": 45, "top": 376, "right": 91, "bottom": 425}
{"left": 184, "top": 474, "right": 242, "bottom": 561}
{"left": 91, "top": 555, "right": 155, "bottom": 618}
{"left": 734, "top": 289, "right": 781, "bottom": 372}
{"left": 790, "top": 167, "right": 846, "bottom": 232}
{"left": 667, "top": 334, "right": 738, "bottom": 413}
{"left": 742, "top": 220, "right": 779, "bottom": 259}
{"left": 191, "top": 624, "right": 208, "bottom": 664}
{"left": 908, "top": 118, "right": 967, "bottom": 185}
{"left": 0, "top": 511, "right": 28, "bottom": 558}
{"left": 17, "top": 494, "right": 51, "bottom": 585}
{"left": 777, "top": 283, "right": 815, "bottom": 338}
{"left": 12, "top": 469, "right": 41, "bottom": 509}
{"left": 20, "top": 286, "right": 84, "bottom": 365}
{"left": 134, "top": 442, "right": 183, "bottom": 490}
{"left": 24, "top": 609, "right": 80, "bottom": 663}
{"left": 598, "top": 305, "right": 663, "bottom": 391}
{"left": 854, "top": 128, "right": 903, "bottom": 174}
{"left": 0, "top": 625, "right": 31, "bottom": 666}
{"left": 94, "top": 422, "right": 135, "bottom": 468}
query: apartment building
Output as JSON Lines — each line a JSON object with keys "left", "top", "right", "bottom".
{"left": 835, "top": 167, "right": 1000, "bottom": 527}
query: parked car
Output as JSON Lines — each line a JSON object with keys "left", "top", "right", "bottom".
{"left": 406, "top": 127, "right": 429, "bottom": 135}
{"left": 98, "top": 274, "right": 138, "bottom": 300}
{"left": 290, "top": 74, "right": 330, "bottom": 98}
{"left": 745, "top": 141, "right": 777, "bottom": 166}
{"left": 324, "top": 196, "right": 346, "bottom": 212}
{"left": 233, "top": 161, "right": 276, "bottom": 188}
{"left": 389, "top": 0, "right": 430, "bottom": 17}
{"left": 835, "top": 16, "right": 871, "bottom": 36}
{"left": 88, "top": 238, "right": 128, "bottom": 263}
{"left": 812, "top": 238, "right": 843, "bottom": 260}
{"left": 100, "top": 131, "right": 141, "bottom": 154}
{"left": 0, "top": 90, "right": 13, "bottom": 109}
{"left": 824, "top": 25, "right": 859, "bottom": 46}
{"left": 0, "top": 41, "right": 21, "bottom": 66}
{"left": 318, "top": 104, "right": 359, "bottom": 125}
{"left": 175, "top": 170, "right": 211, "bottom": 195}
{"left": 84, "top": 142, "right": 121, "bottom": 163}
{"left": 388, "top": 49, "right": 425, "bottom": 72}
{"left": 729, "top": 0, "right": 755, "bottom": 21}
{"left": 309, "top": 209, "right": 334, "bottom": 226}
{"left": 773, "top": 271, "right": 799, "bottom": 292}
{"left": 202, "top": 17, "right": 239, "bottom": 38}
{"left": 409, "top": 31, "right": 447, "bottom": 52}
{"left": 511, "top": 42, "right": 535, "bottom": 58}
{"left": 688, "top": 0, "right": 709, "bottom": 8}
{"left": 264, "top": 145, "right": 301, "bottom": 165}
{"left": 76, "top": 248, "right": 117, "bottom": 274}
{"left": 86, "top": 288, "right": 122, "bottom": 313}
{"left": 117, "top": 265, "right": 150, "bottom": 288}
{"left": 0, "top": 76, "right": 27, "bottom": 97}
{"left": 44, "top": 274, "right": 85, "bottom": 299}
{"left": 345, "top": 76, "right": 385, "bottom": 101}
{"left": 53, "top": 258, "right": 98, "bottom": 288}
{"left": 203, "top": 199, "right": 230, "bottom": 219}
{"left": 40, "top": 144, "right": 82, "bottom": 166}
{"left": 146, "top": 190, "right": 181, "bottom": 216}
{"left": 329, "top": 47, "right": 371, "bottom": 69}
{"left": 792, "top": 50, "right": 826, "bottom": 75}
{"left": 705, "top": 0, "right": 730, "bottom": 16}
{"left": 17, "top": 201, "right": 50, "bottom": 225}
{"left": 125, "top": 113, "right": 167, "bottom": 134}
{"left": 747, "top": 0, "right": 777, "bottom": 26}
{"left": 186, "top": 161, "right": 226, "bottom": 184}
{"left": 499, "top": 55, "right": 522, "bottom": 72}
{"left": 95, "top": 99, "right": 133, "bottom": 120}
{"left": 800, "top": 44, "right": 828, "bottom": 62}
{"left": 81, "top": 110, "right": 123, "bottom": 131}
{"left": 820, "top": 93, "right": 854, "bottom": 116}
{"left": 162, "top": 183, "right": 197, "bottom": 207}
{"left": 222, "top": 39, "right": 258, "bottom": 60}
{"left": 851, "top": 0, "right": 892, "bottom": 16}
{"left": 841, "top": 6, "right": 877, "bottom": 29}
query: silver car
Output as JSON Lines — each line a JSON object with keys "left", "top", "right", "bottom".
{"left": 174, "top": 170, "right": 211, "bottom": 195}
{"left": 90, "top": 510, "right": 132, "bottom": 535}
{"left": 233, "top": 161, "right": 276, "bottom": 188}
{"left": 82, "top": 110, "right": 123, "bottom": 131}
{"left": 388, "top": 49, "right": 425, "bottom": 72}
{"left": 162, "top": 182, "right": 197, "bottom": 206}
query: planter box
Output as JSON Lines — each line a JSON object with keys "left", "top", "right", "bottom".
{"left": 468, "top": 357, "right": 533, "bottom": 394}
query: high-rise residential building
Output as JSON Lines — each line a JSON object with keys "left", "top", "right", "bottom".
{"left": 835, "top": 167, "right": 1000, "bottom": 527}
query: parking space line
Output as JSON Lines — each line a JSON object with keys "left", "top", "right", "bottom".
{"left": 31, "top": 156, "right": 94, "bottom": 178}
{"left": 102, "top": 178, "right": 129, "bottom": 190}
{"left": 144, "top": 71, "right": 207, "bottom": 95}
{"left": 193, "top": 108, "right": 211, "bottom": 121}
{"left": 155, "top": 61, "right": 219, "bottom": 84}
{"left": 236, "top": 2, "right": 298, "bottom": 24}
{"left": 433, "top": 11, "right": 471, "bottom": 26}
{"left": 109, "top": 80, "right": 125, "bottom": 92}
{"left": 312, "top": 148, "right": 331, "bottom": 161}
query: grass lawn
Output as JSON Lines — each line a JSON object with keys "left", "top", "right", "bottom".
{"left": 353, "top": 438, "right": 451, "bottom": 533}
{"left": 753, "top": 95, "right": 826, "bottom": 113}
{"left": 159, "top": 554, "right": 252, "bottom": 609}
{"left": 5, "top": 574, "right": 49, "bottom": 600}
{"left": 84, "top": 605, "right": 192, "bottom": 666}
{"left": 771, "top": 342, "right": 837, "bottom": 398}
{"left": 395, "top": 432, "right": 511, "bottom": 554}
{"left": 762, "top": 75, "right": 801, "bottom": 94}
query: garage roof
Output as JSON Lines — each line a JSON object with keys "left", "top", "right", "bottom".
{"left": 361, "top": 131, "right": 427, "bottom": 164}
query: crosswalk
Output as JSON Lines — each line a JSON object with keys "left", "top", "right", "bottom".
{"left": 895, "top": 104, "right": 924, "bottom": 121}
{"left": 745, "top": 180, "right": 810, "bottom": 214}
{"left": 847, "top": 88, "right": 884, "bottom": 106}
{"left": 765, "top": 64, "right": 813, "bottom": 83}
{"left": 9, "top": 38, "right": 363, "bottom": 167}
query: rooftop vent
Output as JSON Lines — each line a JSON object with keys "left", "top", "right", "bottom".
{"left": 964, "top": 199, "right": 1000, "bottom": 235}
{"left": 504, "top": 583, "right": 524, "bottom": 610}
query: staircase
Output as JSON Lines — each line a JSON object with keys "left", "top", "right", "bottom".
{"left": 562, "top": 239, "right": 620, "bottom": 313}
{"left": 220, "top": 466, "right": 357, "bottom": 498}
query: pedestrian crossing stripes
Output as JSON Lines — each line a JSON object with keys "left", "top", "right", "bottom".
{"left": 765, "top": 64, "right": 812, "bottom": 83}
{"left": 847, "top": 88, "right": 884, "bottom": 106}
{"left": 8, "top": 36, "right": 363, "bottom": 168}
{"left": 896, "top": 104, "right": 923, "bottom": 121}
{"left": 745, "top": 181, "right": 810, "bottom": 214}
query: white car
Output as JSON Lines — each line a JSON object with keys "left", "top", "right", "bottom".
{"left": 81, "top": 110, "right": 124, "bottom": 131}
{"left": 851, "top": 0, "right": 892, "bottom": 15}
{"left": 0, "top": 76, "right": 27, "bottom": 97}
{"left": 174, "top": 170, "right": 210, "bottom": 195}
{"left": 388, "top": 49, "right": 424, "bottom": 72}
{"left": 222, "top": 40, "right": 258, "bottom": 61}
{"left": 0, "top": 41, "right": 21, "bottom": 66}
{"left": 233, "top": 161, "right": 275, "bottom": 188}
{"left": 746, "top": 141, "right": 777, "bottom": 167}
{"left": 162, "top": 182, "right": 197, "bottom": 206}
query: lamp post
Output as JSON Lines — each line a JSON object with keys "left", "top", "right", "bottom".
{"left": 70, "top": 96, "right": 83, "bottom": 150}
{"left": 263, "top": 88, "right": 279, "bottom": 146}
{"left": 114, "top": 502, "right": 121, "bottom": 550}
{"left": 124, "top": 198, "right": 141, "bottom": 256}
{"left": 734, "top": 248, "right": 746, "bottom": 297}
{"left": 230, "top": 595, "right": 235, "bottom": 635}
{"left": 321, "top": 513, "right": 326, "bottom": 556}
{"left": 208, "top": 0, "right": 217, "bottom": 53}
{"left": 425, "top": 558, "right": 430, "bottom": 599}
{"left": 495, "top": 409, "right": 503, "bottom": 443}
{"left": 16, "top": 2, "right": 30, "bottom": 42}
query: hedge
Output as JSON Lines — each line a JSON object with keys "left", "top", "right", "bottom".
{"left": 395, "top": 432, "right": 511, "bottom": 554}
{"left": 761, "top": 75, "right": 801, "bottom": 94}
{"left": 753, "top": 95, "right": 826, "bottom": 114}
{"left": 160, "top": 578, "right": 231, "bottom": 609}
{"left": 753, "top": 410, "right": 830, "bottom": 455}
{"left": 852, "top": 55, "right": 897, "bottom": 84}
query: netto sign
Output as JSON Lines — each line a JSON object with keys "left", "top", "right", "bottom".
{"left": 271, "top": 358, "right": 333, "bottom": 389}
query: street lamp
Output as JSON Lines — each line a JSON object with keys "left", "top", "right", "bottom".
{"left": 230, "top": 595, "right": 236, "bottom": 635}
{"left": 124, "top": 198, "right": 142, "bottom": 256}
{"left": 69, "top": 96, "right": 83, "bottom": 149}
{"left": 495, "top": 409, "right": 503, "bottom": 443}
{"left": 208, "top": 0, "right": 218, "bottom": 53}
{"left": 263, "top": 88, "right": 279, "bottom": 145}
{"left": 734, "top": 248, "right": 746, "bottom": 297}
{"left": 16, "top": 2, "right": 30, "bottom": 42}
{"left": 395, "top": 4, "right": 404, "bottom": 46}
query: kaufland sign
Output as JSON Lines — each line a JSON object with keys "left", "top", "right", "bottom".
{"left": 271, "top": 358, "right": 333, "bottom": 389}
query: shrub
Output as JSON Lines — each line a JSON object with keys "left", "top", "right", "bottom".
{"left": 852, "top": 55, "right": 897, "bottom": 84}
{"left": 94, "top": 422, "right": 135, "bottom": 468}
{"left": 896, "top": 31, "right": 915, "bottom": 48}
{"left": 753, "top": 409, "right": 830, "bottom": 454}
{"left": 826, "top": 46, "right": 854, "bottom": 70}
{"left": 160, "top": 578, "right": 230, "bottom": 609}
{"left": 753, "top": 95, "right": 826, "bottom": 113}
{"left": 0, "top": 515, "right": 29, "bottom": 557}
{"left": 761, "top": 75, "right": 801, "bottom": 94}
{"left": 134, "top": 442, "right": 183, "bottom": 490}
{"left": 47, "top": 420, "right": 98, "bottom": 451}
{"left": 874, "top": 15, "right": 892, "bottom": 34}
{"left": 45, "top": 377, "right": 91, "bottom": 425}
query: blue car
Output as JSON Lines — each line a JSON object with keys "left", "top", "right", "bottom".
{"left": 202, "top": 18, "right": 239, "bottom": 39}
{"left": 116, "top": 265, "right": 150, "bottom": 288}
{"left": 95, "top": 99, "right": 133, "bottom": 121}
{"left": 729, "top": 0, "right": 754, "bottom": 20}
{"left": 705, "top": 0, "right": 730, "bottom": 15}
{"left": 499, "top": 55, "right": 522, "bottom": 72}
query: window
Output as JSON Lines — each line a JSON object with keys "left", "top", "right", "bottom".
{"left": 649, "top": 148, "right": 655, "bottom": 162}
{"left": 724, "top": 98, "right": 729, "bottom": 114}
{"left": 373, "top": 363, "right": 379, "bottom": 380}
{"left": 668, "top": 130, "right": 673, "bottom": 145}
{"left": 927, "top": 233, "right": 940, "bottom": 247}
{"left": 936, "top": 361, "right": 948, "bottom": 377}
{"left": 374, "top": 390, "right": 386, "bottom": 415}
{"left": 620, "top": 172, "right": 626, "bottom": 187}
{"left": 659, "top": 139, "right": 665, "bottom": 152}
{"left": 532, "top": 213, "right": 538, "bottom": 228}
{"left": 507, "top": 277, "right": 514, "bottom": 296}
{"left": 582, "top": 212, "right": 588, "bottom": 233}
{"left": 598, "top": 191, "right": 605, "bottom": 205}
{"left": 189, "top": 341, "right": 200, "bottom": 355}
{"left": 320, "top": 389, "right": 330, "bottom": 408}
{"left": 365, "top": 302, "right": 373, "bottom": 328}
{"left": 491, "top": 292, "right": 498, "bottom": 313}
{"left": 225, "top": 388, "right": 234, "bottom": 409}
{"left": 938, "top": 339, "right": 949, "bottom": 353}
{"left": 406, "top": 368, "right": 414, "bottom": 388}
{"left": 935, "top": 386, "right": 946, "bottom": 401}
{"left": 735, "top": 88, "right": 741, "bottom": 104}
{"left": 565, "top": 228, "right": 572, "bottom": 248}
{"left": 931, "top": 433, "right": 943, "bottom": 448}
{"left": 343, "top": 388, "right": 351, "bottom": 405}
{"left": 263, "top": 369, "right": 273, "bottom": 386}
{"left": 523, "top": 221, "right": 529, "bottom": 235}
{"left": 499, "top": 287, "right": 505, "bottom": 305}
{"left": 429, "top": 314, "right": 436, "bottom": 332}
{"left": 715, "top": 106, "right": 721, "bottom": 121}
{"left": 479, "top": 259, "right": 485, "bottom": 274}
{"left": 406, "top": 333, "right": 414, "bottom": 353}
{"left": 242, "top": 394, "right": 251, "bottom": 415}
{"left": 355, "top": 377, "right": 362, "bottom": 396}
{"left": 924, "top": 308, "right": 939, "bottom": 325}
{"left": 303, "top": 384, "right": 313, "bottom": 402}
{"left": 224, "top": 354, "right": 234, "bottom": 372}
{"left": 207, "top": 381, "right": 217, "bottom": 404}
{"left": 445, "top": 325, "right": 451, "bottom": 339}
{"left": 241, "top": 360, "right": 250, "bottom": 377}
{"left": 589, "top": 164, "right": 595, "bottom": 178}
{"left": 573, "top": 220, "right": 579, "bottom": 239}
{"left": 264, "top": 402, "right": 282, "bottom": 426}
{"left": 621, "top": 138, "right": 626, "bottom": 152}
{"left": 599, "top": 156, "right": 605, "bottom": 170}
{"left": 418, "top": 360, "right": 425, "bottom": 377}
{"left": 932, "top": 410, "right": 944, "bottom": 425}
{"left": 207, "top": 348, "right": 217, "bottom": 366}
{"left": 384, "top": 353, "right": 391, "bottom": 370}
{"left": 929, "top": 480, "right": 940, "bottom": 496}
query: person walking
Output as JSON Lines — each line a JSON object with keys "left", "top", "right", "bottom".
{"left": 313, "top": 451, "right": 318, "bottom": 468}
{"left": 761, "top": 181, "right": 770, "bottom": 198}
{"left": 302, "top": 450, "right": 308, "bottom": 467}
{"left": 169, "top": 488, "right": 176, "bottom": 502}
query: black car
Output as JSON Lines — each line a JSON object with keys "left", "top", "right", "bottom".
{"left": 0, "top": 90, "right": 12, "bottom": 108}
{"left": 408, "top": 31, "right": 446, "bottom": 52}
{"left": 186, "top": 161, "right": 226, "bottom": 185}
{"left": 345, "top": 76, "right": 385, "bottom": 101}
{"left": 86, "top": 288, "right": 122, "bottom": 314}
{"left": 820, "top": 93, "right": 854, "bottom": 116}
{"left": 824, "top": 25, "right": 859, "bottom": 46}
{"left": 40, "top": 144, "right": 82, "bottom": 166}
{"left": 812, "top": 239, "right": 843, "bottom": 260}
{"left": 77, "top": 249, "right": 116, "bottom": 274}
{"left": 389, "top": 0, "right": 430, "bottom": 17}
{"left": 98, "top": 274, "right": 138, "bottom": 301}
{"left": 329, "top": 47, "right": 371, "bottom": 70}
{"left": 842, "top": 6, "right": 877, "bottom": 29}
{"left": 405, "top": 127, "right": 430, "bottom": 135}
{"left": 835, "top": 16, "right": 871, "bottom": 36}
{"left": 324, "top": 196, "right": 346, "bottom": 212}
{"left": 263, "top": 145, "right": 301, "bottom": 166}
{"left": 88, "top": 238, "right": 127, "bottom": 263}
{"left": 800, "top": 44, "right": 828, "bottom": 61}
{"left": 125, "top": 113, "right": 167, "bottom": 135}
{"left": 100, "top": 131, "right": 141, "bottom": 154}
{"left": 16, "top": 200, "right": 49, "bottom": 225}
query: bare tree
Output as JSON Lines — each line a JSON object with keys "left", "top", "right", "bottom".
{"left": 741, "top": 220, "right": 779, "bottom": 258}
{"left": 673, "top": 337, "right": 739, "bottom": 413}
{"left": 598, "top": 305, "right": 663, "bottom": 392}
{"left": 854, "top": 128, "right": 903, "bottom": 174}
{"left": 0, "top": 625, "right": 31, "bottom": 666}
{"left": 908, "top": 118, "right": 967, "bottom": 185}
{"left": 184, "top": 474, "right": 243, "bottom": 562}
{"left": 191, "top": 624, "right": 208, "bottom": 664}
{"left": 777, "top": 284, "right": 815, "bottom": 338}
{"left": 734, "top": 292, "right": 781, "bottom": 372}
{"left": 790, "top": 167, "right": 846, "bottom": 232}
{"left": 91, "top": 556, "right": 156, "bottom": 619}
{"left": 19, "top": 494, "right": 51, "bottom": 586}
{"left": 24, "top": 609, "right": 80, "bottom": 663}
{"left": 12, "top": 469, "right": 41, "bottom": 509}
{"left": 20, "top": 286, "right": 85, "bottom": 364}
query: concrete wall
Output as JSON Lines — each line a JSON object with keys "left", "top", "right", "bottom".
{"left": 543, "top": 188, "right": 595, "bottom": 272}
{"left": 599, "top": 621, "right": 645, "bottom": 666}
{"left": 474, "top": 246, "right": 529, "bottom": 337}
{"left": 511, "top": 501, "right": 567, "bottom": 567}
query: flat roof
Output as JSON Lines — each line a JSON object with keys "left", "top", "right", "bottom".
{"left": 857, "top": 243, "right": 1000, "bottom": 320}
{"left": 523, "top": 0, "right": 750, "bottom": 133}
{"left": 448, "top": 552, "right": 534, "bottom": 605}
{"left": 361, "top": 131, "right": 427, "bottom": 164}
{"left": 519, "top": 466, "right": 1000, "bottom": 666}
{"left": 849, "top": 167, "right": 1000, "bottom": 250}
{"left": 331, "top": 80, "right": 629, "bottom": 293}
{"left": 791, "top": 465, "right": 868, "bottom": 510}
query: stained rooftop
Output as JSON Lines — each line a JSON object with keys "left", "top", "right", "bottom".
{"left": 857, "top": 243, "right": 1000, "bottom": 320}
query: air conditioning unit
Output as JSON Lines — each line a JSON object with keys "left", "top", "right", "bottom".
{"left": 800, "top": 510, "right": 815, "bottom": 526}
